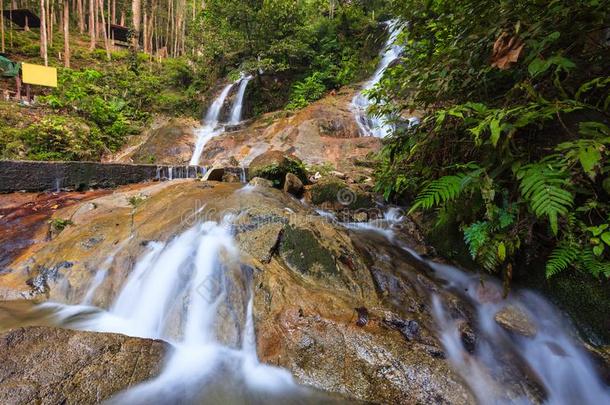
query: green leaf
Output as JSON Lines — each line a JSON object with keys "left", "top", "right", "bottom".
{"left": 528, "top": 58, "right": 549, "bottom": 77}
{"left": 593, "top": 244, "right": 604, "bottom": 257}
{"left": 489, "top": 118, "right": 502, "bottom": 147}
{"left": 497, "top": 242, "right": 506, "bottom": 262}
{"left": 601, "top": 232, "right": 610, "bottom": 246}
{"left": 578, "top": 145, "right": 601, "bottom": 179}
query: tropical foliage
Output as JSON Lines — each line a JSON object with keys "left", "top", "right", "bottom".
{"left": 374, "top": 0, "right": 610, "bottom": 282}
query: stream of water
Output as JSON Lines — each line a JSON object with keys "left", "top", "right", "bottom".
{"left": 351, "top": 20, "right": 419, "bottom": 137}
{"left": 1, "top": 187, "right": 608, "bottom": 403}
{"left": 190, "top": 75, "right": 252, "bottom": 166}
{"left": 26, "top": 217, "right": 332, "bottom": 404}
{"left": 332, "top": 208, "right": 610, "bottom": 404}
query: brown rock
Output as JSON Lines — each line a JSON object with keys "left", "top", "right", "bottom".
{"left": 248, "top": 151, "right": 307, "bottom": 188}
{"left": 494, "top": 305, "right": 538, "bottom": 337}
{"left": 283, "top": 173, "right": 304, "bottom": 197}
{"left": 0, "top": 326, "right": 166, "bottom": 404}
{"left": 222, "top": 172, "right": 241, "bottom": 183}
{"left": 202, "top": 167, "right": 225, "bottom": 181}
{"left": 249, "top": 177, "right": 274, "bottom": 188}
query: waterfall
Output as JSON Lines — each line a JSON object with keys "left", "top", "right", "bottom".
{"left": 190, "top": 74, "right": 252, "bottom": 166}
{"left": 35, "top": 217, "right": 318, "bottom": 403}
{"left": 351, "top": 20, "right": 418, "bottom": 138}
{"left": 189, "top": 83, "right": 235, "bottom": 166}
{"left": 229, "top": 75, "right": 253, "bottom": 125}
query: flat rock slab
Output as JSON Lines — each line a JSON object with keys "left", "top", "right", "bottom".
{"left": 0, "top": 326, "right": 167, "bottom": 404}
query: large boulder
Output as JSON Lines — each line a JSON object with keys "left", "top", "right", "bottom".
{"left": 306, "top": 176, "right": 374, "bottom": 210}
{"left": 247, "top": 151, "right": 307, "bottom": 187}
{"left": 0, "top": 326, "right": 166, "bottom": 404}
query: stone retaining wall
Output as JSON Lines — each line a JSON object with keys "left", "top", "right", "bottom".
{"left": 0, "top": 160, "right": 208, "bottom": 192}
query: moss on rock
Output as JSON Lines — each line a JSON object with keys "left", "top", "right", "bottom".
{"left": 309, "top": 176, "right": 374, "bottom": 210}
{"left": 279, "top": 225, "right": 337, "bottom": 277}
{"left": 248, "top": 151, "right": 307, "bottom": 187}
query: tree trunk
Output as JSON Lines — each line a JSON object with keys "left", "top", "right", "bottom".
{"left": 1, "top": 0, "right": 5, "bottom": 53}
{"left": 40, "top": 0, "right": 48, "bottom": 65}
{"left": 47, "top": 0, "right": 53, "bottom": 49}
{"left": 142, "top": 8, "right": 147, "bottom": 53}
{"left": 97, "top": 0, "right": 110, "bottom": 59}
{"left": 77, "top": 0, "right": 84, "bottom": 33}
{"left": 63, "top": 0, "right": 70, "bottom": 67}
{"left": 131, "top": 0, "right": 140, "bottom": 50}
{"left": 89, "top": 0, "right": 95, "bottom": 50}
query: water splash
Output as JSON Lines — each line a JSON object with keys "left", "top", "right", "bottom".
{"left": 429, "top": 261, "right": 610, "bottom": 404}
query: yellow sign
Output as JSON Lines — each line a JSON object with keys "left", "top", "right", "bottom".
{"left": 21, "top": 63, "right": 58, "bottom": 87}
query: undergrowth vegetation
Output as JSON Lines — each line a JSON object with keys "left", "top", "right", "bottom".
{"left": 194, "top": 0, "right": 386, "bottom": 112}
{"left": 373, "top": 0, "right": 610, "bottom": 283}
{"left": 0, "top": 32, "right": 202, "bottom": 161}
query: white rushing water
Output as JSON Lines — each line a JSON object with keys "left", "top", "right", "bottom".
{"left": 36, "top": 217, "right": 325, "bottom": 403}
{"left": 189, "top": 83, "right": 234, "bottom": 166}
{"left": 229, "top": 74, "right": 253, "bottom": 125}
{"left": 351, "top": 20, "right": 419, "bottom": 138}
{"left": 190, "top": 74, "right": 252, "bottom": 165}
{"left": 340, "top": 207, "right": 610, "bottom": 404}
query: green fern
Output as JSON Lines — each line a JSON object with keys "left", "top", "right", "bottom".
{"left": 408, "top": 170, "right": 481, "bottom": 214}
{"left": 518, "top": 163, "right": 573, "bottom": 235}
{"left": 580, "top": 250, "right": 610, "bottom": 278}
{"left": 463, "top": 221, "right": 489, "bottom": 258}
{"left": 477, "top": 242, "right": 501, "bottom": 272}
{"left": 546, "top": 241, "right": 579, "bottom": 278}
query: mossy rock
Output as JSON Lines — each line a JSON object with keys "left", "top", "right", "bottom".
{"left": 279, "top": 225, "right": 337, "bottom": 277}
{"left": 309, "top": 176, "right": 374, "bottom": 210}
{"left": 248, "top": 151, "right": 307, "bottom": 187}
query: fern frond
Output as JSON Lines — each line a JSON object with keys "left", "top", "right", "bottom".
{"left": 546, "top": 241, "right": 579, "bottom": 278}
{"left": 580, "top": 250, "right": 610, "bottom": 278}
{"left": 518, "top": 164, "right": 573, "bottom": 234}
{"left": 409, "top": 170, "right": 481, "bottom": 214}
{"left": 478, "top": 243, "right": 500, "bottom": 272}
{"left": 463, "top": 221, "right": 489, "bottom": 258}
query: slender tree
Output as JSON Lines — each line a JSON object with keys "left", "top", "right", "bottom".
{"left": 77, "top": 0, "right": 85, "bottom": 33}
{"left": 63, "top": 0, "right": 70, "bottom": 67}
{"left": 98, "top": 0, "right": 110, "bottom": 59}
{"left": 40, "top": 0, "right": 48, "bottom": 65}
{"left": 132, "top": 0, "right": 141, "bottom": 49}
{"left": 89, "top": 0, "right": 96, "bottom": 49}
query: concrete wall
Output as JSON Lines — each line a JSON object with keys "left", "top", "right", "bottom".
{"left": 0, "top": 160, "right": 207, "bottom": 192}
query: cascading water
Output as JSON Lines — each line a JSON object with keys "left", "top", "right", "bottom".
{"left": 31, "top": 216, "right": 328, "bottom": 404}
{"left": 190, "top": 74, "right": 253, "bottom": 166}
{"left": 351, "top": 20, "right": 418, "bottom": 138}
{"left": 189, "top": 83, "right": 235, "bottom": 166}
{"left": 337, "top": 208, "right": 610, "bottom": 404}
{"left": 229, "top": 75, "right": 253, "bottom": 125}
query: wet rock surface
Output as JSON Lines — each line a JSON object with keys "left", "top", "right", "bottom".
{"left": 0, "top": 181, "right": 477, "bottom": 403}
{"left": 109, "top": 118, "right": 198, "bottom": 165}
{"left": 0, "top": 326, "right": 166, "bottom": 404}
{"left": 196, "top": 89, "right": 381, "bottom": 179}
{"left": 494, "top": 305, "right": 538, "bottom": 337}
